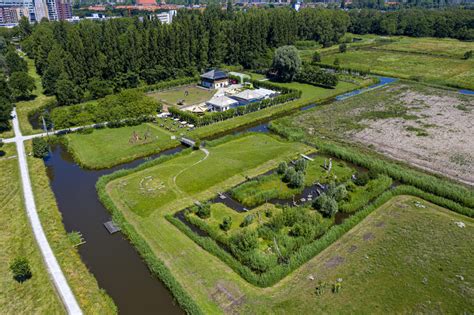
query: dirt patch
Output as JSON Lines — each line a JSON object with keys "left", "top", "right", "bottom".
{"left": 363, "top": 232, "right": 375, "bottom": 241}
{"left": 210, "top": 280, "right": 246, "bottom": 314}
{"left": 348, "top": 245, "right": 358, "bottom": 253}
{"left": 375, "top": 221, "right": 385, "bottom": 228}
{"left": 325, "top": 256, "right": 345, "bottom": 268}
{"left": 350, "top": 87, "right": 474, "bottom": 185}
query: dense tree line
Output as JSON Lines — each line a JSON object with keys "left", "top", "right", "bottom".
{"left": 21, "top": 7, "right": 349, "bottom": 105}
{"left": 0, "top": 37, "right": 35, "bottom": 132}
{"left": 349, "top": 8, "right": 474, "bottom": 40}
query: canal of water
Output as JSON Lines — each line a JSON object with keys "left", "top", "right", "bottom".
{"left": 43, "top": 76, "right": 400, "bottom": 314}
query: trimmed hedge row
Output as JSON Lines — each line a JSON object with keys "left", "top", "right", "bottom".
{"left": 96, "top": 148, "right": 202, "bottom": 315}
{"left": 167, "top": 184, "right": 472, "bottom": 288}
{"left": 168, "top": 79, "right": 301, "bottom": 127}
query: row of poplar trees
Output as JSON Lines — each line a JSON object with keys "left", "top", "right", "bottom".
{"left": 20, "top": 6, "right": 349, "bottom": 105}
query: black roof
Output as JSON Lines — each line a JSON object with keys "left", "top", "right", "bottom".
{"left": 200, "top": 69, "right": 228, "bottom": 81}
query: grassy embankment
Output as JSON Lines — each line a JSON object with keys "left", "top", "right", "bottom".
{"left": 65, "top": 123, "right": 180, "bottom": 169}
{"left": 25, "top": 140, "right": 117, "bottom": 314}
{"left": 0, "top": 143, "right": 64, "bottom": 313}
{"left": 309, "top": 35, "right": 474, "bottom": 90}
{"left": 100, "top": 132, "right": 474, "bottom": 313}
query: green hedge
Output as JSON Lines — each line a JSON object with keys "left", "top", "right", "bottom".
{"left": 168, "top": 184, "right": 472, "bottom": 288}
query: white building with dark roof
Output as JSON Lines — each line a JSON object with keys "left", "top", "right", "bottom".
{"left": 200, "top": 69, "right": 229, "bottom": 89}
{"left": 206, "top": 96, "right": 239, "bottom": 112}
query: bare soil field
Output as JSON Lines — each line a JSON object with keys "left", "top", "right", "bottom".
{"left": 351, "top": 85, "right": 474, "bottom": 185}
{"left": 276, "top": 82, "right": 474, "bottom": 185}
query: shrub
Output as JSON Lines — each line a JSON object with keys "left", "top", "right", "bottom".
{"left": 32, "top": 137, "right": 49, "bottom": 158}
{"left": 240, "top": 214, "right": 254, "bottom": 227}
{"left": 230, "top": 229, "right": 258, "bottom": 252}
{"left": 353, "top": 172, "right": 369, "bottom": 186}
{"left": 10, "top": 257, "right": 32, "bottom": 283}
{"left": 289, "top": 171, "right": 305, "bottom": 188}
{"left": 312, "top": 51, "right": 321, "bottom": 63}
{"left": 220, "top": 216, "right": 232, "bottom": 231}
{"left": 339, "top": 43, "right": 347, "bottom": 53}
{"left": 283, "top": 167, "right": 296, "bottom": 183}
{"left": 334, "top": 58, "right": 340, "bottom": 66}
{"left": 464, "top": 50, "right": 473, "bottom": 60}
{"left": 277, "top": 161, "right": 288, "bottom": 175}
{"left": 195, "top": 203, "right": 211, "bottom": 219}
{"left": 313, "top": 194, "right": 338, "bottom": 217}
{"left": 294, "top": 158, "right": 308, "bottom": 173}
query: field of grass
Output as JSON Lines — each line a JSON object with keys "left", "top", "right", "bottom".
{"left": 148, "top": 85, "right": 216, "bottom": 107}
{"left": 108, "top": 133, "right": 312, "bottom": 217}
{"left": 103, "top": 145, "right": 474, "bottom": 315}
{"left": 25, "top": 141, "right": 117, "bottom": 313}
{"left": 65, "top": 123, "right": 180, "bottom": 169}
{"left": 0, "top": 143, "right": 63, "bottom": 313}
{"left": 321, "top": 48, "right": 474, "bottom": 89}
{"left": 372, "top": 36, "right": 474, "bottom": 59}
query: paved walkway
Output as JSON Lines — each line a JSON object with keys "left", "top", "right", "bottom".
{"left": 10, "top": 108, "right": 83, "bottom": 315}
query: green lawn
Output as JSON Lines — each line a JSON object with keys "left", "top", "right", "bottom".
{"left": 321, "top": 49, "right": 474, "bottom": 89}
{"left": 148, "top": 85, "right": 216, "bottom": 107}
{"left": 65, "top": 123, "right": 180, "bottom": 169}
{"left": 0, "top": 144, "right": 63, "bottom": 313}
{"left": 108, "top": 133, "right": 313, "bottom": 217}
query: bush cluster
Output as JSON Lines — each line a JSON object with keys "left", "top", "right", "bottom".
{"left": 32, "top": 137, "right": 49, "bottom": 158}
{"left": 296, "top": 64, "right": 339, "bottom": 88}
{"left": 51, "top": 90, "right": 161, "bottom": 129}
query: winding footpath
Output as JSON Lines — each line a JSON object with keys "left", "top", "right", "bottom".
{"left": 10, "top": 108, "right": 83, "bottom": 315}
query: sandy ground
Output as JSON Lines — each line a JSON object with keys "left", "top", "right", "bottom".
{"left": 351, "top": 87, "right": 474, "bottom": 185}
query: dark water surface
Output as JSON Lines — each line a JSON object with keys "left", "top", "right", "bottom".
{"left": 45, "top": 145, "right": 184, "bottom": 315}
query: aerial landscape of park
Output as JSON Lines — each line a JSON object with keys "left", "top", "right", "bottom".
{"left": 0, "top": 2, "right": 473, "bottom": 315}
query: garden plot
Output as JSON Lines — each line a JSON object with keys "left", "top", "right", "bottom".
{"left": 350, "top": 85, "right": 474, "bottom": 185}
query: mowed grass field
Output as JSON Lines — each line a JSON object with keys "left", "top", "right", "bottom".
{"left": 148, "top": 85, "right": 216, "bottom": 107}
{"left": 66, "top": 123, "right": 180, "bottom": 169}
{"left": 106, "top": 141, "right": 474, "bottom": 315}
{"left": 0, "top": 144, "right": 63, "bottom": 313}
{"left": 321, "top": 49, "right": 474, "bottom": 89}
{"left": 108, "top": 133, "right": 312, "bottom": 217}
{"left": 372, "top": 36, "right": 474, "bottom": 59}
